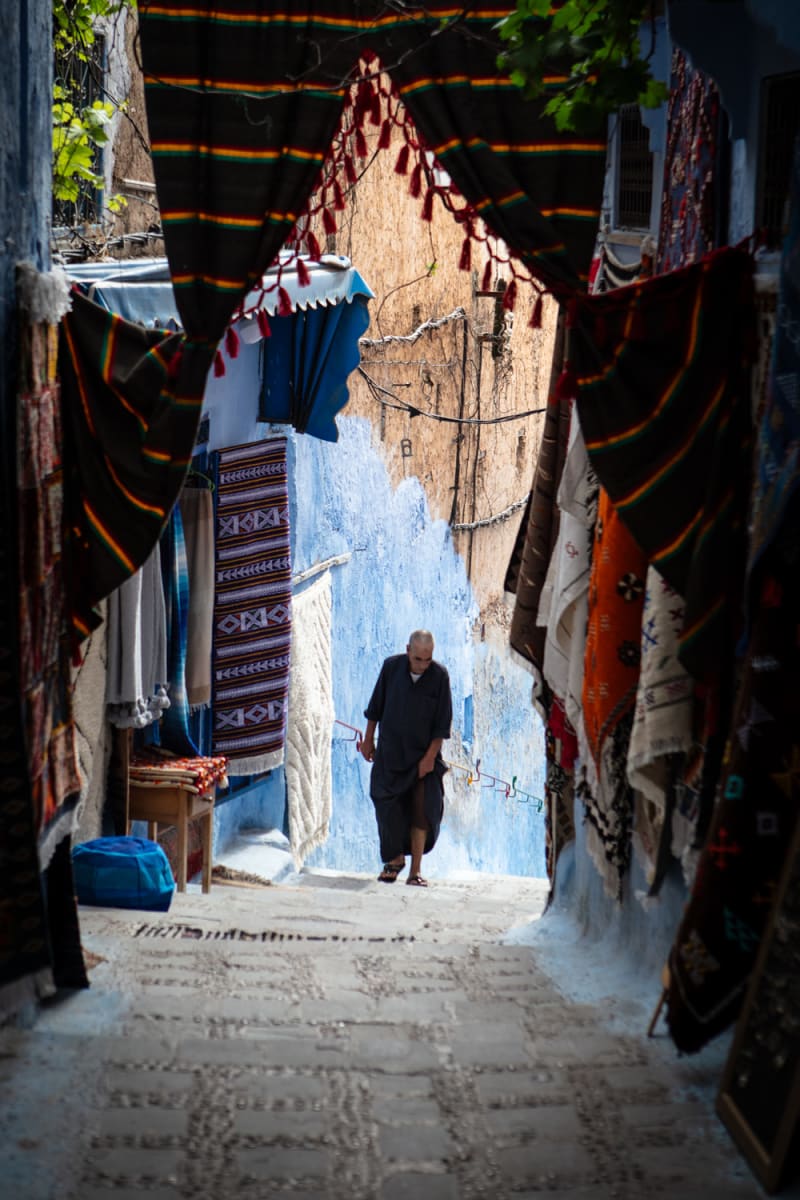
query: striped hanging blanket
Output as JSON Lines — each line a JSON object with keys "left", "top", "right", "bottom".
{"left": 571, "top": 245, "right": 756, "bottom": 686}
{"left": 211, "top": 438, "right": 292, "bottom": 774}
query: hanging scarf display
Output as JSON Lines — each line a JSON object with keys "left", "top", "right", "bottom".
{"left": 579, "top": 487, "right": 648, "bottom": 901}
{"left": 666, "top": 513, "right": 800, "bottom": 1053}
{"left": 180, "top": 485, "right": 216, "bottom": 711}
{"left": 627, "top": 566, "right": 694, "bottom": 893}
{"left": 571, "top": 245, "right": 756, "bottom": 688}
{"left": 18, "top": 321, "right": 82, "bottom": 864}
{"left": 2, "top": 274, "right": 87, "bottom": 1021}
{"left": 106, "top": 544, "right": 170, "bottom": 730}
{"left": 657, "top": 49, "right": 725, "bottom": 273}
{"left": 504, "top": 391, "right": 572, "bottom": 715}
{"left": 665, "top": 143, "right": 800, "bottom": 1054}
{"left": 159, "top": 504, "right": 200, "bottom": 758}
{"left": 211, "top": 437, "right": 292, "bottom": 774}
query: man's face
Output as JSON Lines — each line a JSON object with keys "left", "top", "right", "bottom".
{"left": 407, "top": 642, "right": 433, "bottom": 675}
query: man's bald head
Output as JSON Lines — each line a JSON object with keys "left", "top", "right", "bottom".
{"left": 407, "top": 630, "right": 434, "bottom": 675}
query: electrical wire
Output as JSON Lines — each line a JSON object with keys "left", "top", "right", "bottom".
{"left": 358, "top": 367, "right": 547, "bottom": 426}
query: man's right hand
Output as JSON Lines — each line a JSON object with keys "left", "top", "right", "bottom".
{"left": 360, "top": 737, "right": 375, "bottom": 763}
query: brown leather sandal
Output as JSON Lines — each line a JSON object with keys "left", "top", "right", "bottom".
{"left": 406, "top": 874, "right": 428, "bottom": 887}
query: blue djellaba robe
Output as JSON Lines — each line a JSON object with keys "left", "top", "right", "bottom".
{"left": 364, "top": 653, "right": 453, "bottom": 862}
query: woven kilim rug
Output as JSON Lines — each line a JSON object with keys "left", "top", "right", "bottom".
{"left": 211, "top": 438, "right": 291, "bottom": 774}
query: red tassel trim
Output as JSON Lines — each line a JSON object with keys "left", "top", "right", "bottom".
{"left": 333, "top": 179, "right": 345, "bottom": 211}
{"left": 277, "top": 286, "right": 293, "bottom": 317}
{"left": 554, "top": 368, "right": 578, "bottom": 401}
{"left": 481, "top": 261, "right": 493, "bottom": 292}
{"left": 502, "top": 279, "right": 517, "bottom": 311}
{"left": 296, "top": 257, "right": 311, "bottom": 288}
{"left": 225, "top": 325, "right": 240, "bottom": 359}
{"left": 378, "top": 119, "right": 392, "bottom": 150}
{"left": 458, "top": 236, "right": 472, "bottom": 272}
{"left": 529, "top": 295, "right": 543, "bottom": 329}
{"left": 395, "top": 143, "right": 410, "bottom": 175}
{"left": 344, "top": 154, "right": 358, "bottom": 185}
{"left": 422, "top": 188, "right": 435, "bottom": 222}
{"left": 370, "top": 93, "right": 382, "bottom": 126}
{"left": 306, "top": 230, "right": 321, "bottom": 260}
{"left": 409, "top": 162, "right": 423, "bottom": 198}
{"left": 355, "top": 127, "right": 368, "bottom": 159}
{"left": 257, "top": 309, "right": 271, "bottom": 339}
{"left": 322, "top": 207, "right": 337, "bottom": 235}
{"left": 356, "top": 80, "right": 372, "bottom": 120}
{"left": 214, "top": 349, "right": 226, "bottom": 378}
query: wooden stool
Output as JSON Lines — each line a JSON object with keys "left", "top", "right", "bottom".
{"left": 127, "top": 782, "right": 215, "bottom": 893}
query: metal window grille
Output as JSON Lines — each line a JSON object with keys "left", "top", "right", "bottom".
{"left": 53, "top": 33, "right": 106, "bottom": 228}
{"left": 757, "top": 72, "right": 800, "bottom": 249}
{"left": 616, "top": 104, "right": 654, "bottom": 230}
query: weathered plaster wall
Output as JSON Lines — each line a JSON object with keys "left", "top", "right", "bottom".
{"left": 308, "top": 93, "right": 558, "bottom": 623}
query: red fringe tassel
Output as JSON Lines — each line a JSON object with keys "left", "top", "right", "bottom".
{"left": 344, "top": 154, "right": 358, "bottom": 185}
{"left": 529, "top": 295, "right": 543, "bottom": 328}
{"left": 225, "top": 325, "right": 240, "bottom": 359}
{"left": 296, "top": 257, "right": 311, "bottom": 288}
{"left": 213, "top": 349, "right": 225, "bottom": 378}
{"left": 257, "top": 309, "right": 271, "bottom": 339}
{"left": 502, "top": 279, "right": 517, "bottom": 311}
{"left": 277, "top": 286, "right": 293, "bottom": 317}
{"left": 378, "top": 119, "right": 392, "bottom": 150}
{"left": 422, "top": 188, "right": 435, "bottom": 222}
{"left": 355, "top": 127, "right": 368, "bottom": 159}
{"left": 458, "top": 236, "right": 471, "bottom": 272}
{"left": 395, "top": 143, "right": 410, "bottom": 175}
{"left": 554, "top": 368, "right": 577, "bottom": 402}
{"left": 409, "top": 162, "right": 423, "bottom": 198}
{"left": 306, "top": 230, "right": 321, "bottom": 260}
{"left": 322, "top": 207, "right": 337, "bottom": 235}
{"left": 481, "top": 261, "right": 493, "bottom": 293}
{"left": 333, "top": 179, "right": 345, "bottom": 210}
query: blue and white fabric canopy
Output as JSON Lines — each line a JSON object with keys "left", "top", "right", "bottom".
{"left": 67, "top": 255, "right": 374, "bottom": 444}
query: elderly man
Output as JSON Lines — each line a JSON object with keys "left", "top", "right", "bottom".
{"left": 360, "top": 630, "right": 452, "bottom": 887}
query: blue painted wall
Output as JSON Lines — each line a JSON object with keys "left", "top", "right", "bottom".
{"left": 213, "top": 409, "right": 546, "bottom": 880}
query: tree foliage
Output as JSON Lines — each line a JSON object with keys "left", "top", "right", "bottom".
{"left": 53, "top": 0, "right": 128, "bottom": 211}
{"left": 497, "top": 0, "right": 668, "bottom": 132}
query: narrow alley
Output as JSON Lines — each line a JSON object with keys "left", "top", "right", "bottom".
{"left": 2, "top": 871, "right": 765, "bottom": 1200}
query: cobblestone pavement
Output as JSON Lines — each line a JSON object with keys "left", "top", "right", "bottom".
{"left": 0, "top": 871, "right": 769, "bottom": 1199}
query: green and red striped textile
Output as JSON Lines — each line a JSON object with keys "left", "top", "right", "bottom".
{"left": 137, "top": 0, "right": 606, "bottom": 336}
{"left": 58, "top": 291, "right": 213, "bottom": 642}
{"left": 570, "top": 245, "right": 757, "bottom": 685}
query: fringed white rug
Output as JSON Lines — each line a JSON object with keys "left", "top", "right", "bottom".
{"left": 285, "top": 571, "right": 334, "bottom": 867}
